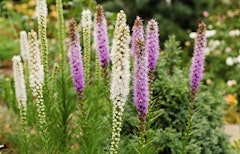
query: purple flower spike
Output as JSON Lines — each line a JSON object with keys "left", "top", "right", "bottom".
{"left": 146, "top": 19, "right": 159, "bottom": 70}
{"left": 134, "top": 39, "right": 149, "bottom": 120}
{"left": 68, "top": 18, "right": 85, "bottom": 97}
{"left": 94, "top": 5, "right": 110, "bottom": 67}
{"left": 132, "top": 16, "right": 144, "bottom": 57}
{"left": 190, "top": 22, "right": 206, "bottom": 95}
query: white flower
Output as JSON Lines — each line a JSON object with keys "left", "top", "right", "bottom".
{"left": 20, "top": 31, "right": 29, "bottom": 62}
{"left": 225, "top": 47, "right": 232, "bottom": 53}
{"left": 190, "top": 30, "right": 216, "bottom": 39}
{"left": 110, "top": 25, "right": 130, "bottom": 154}
{"left": 208, "top": 25, "right": 213, "bottom": 29}
{"left": 81, "top": 10, "right": 92, "bottom": 28}
{"left": 36, "top": 0, "right": 48, "bottom": 18}
{"left": 28, "top": 30, "right": 44, "bottom": 96}
{"left": 229, "top": 29, "right": 240, "bottom": 37}
{"left": 12, "top": 55, "right": 27, "bottom": 108}
{"left": 189, "top": 32, "right": 197, "bottom": 39}
{"left": 111, "top": 10, "right": 127, "bottom": 56}
{"left": 226, "top": 57, "right": 234, "bottom": 66}
{"left": 206, "top": 30, "right": 216, "bottom": 37}
{"left": 227, "top": 80, "right": 237, "bottom": 87}
{"left": 204, "top": 47, "right": 210, "bottom": 55}
{"left": 237, "top": 55, "right": 240, "bottom": 63}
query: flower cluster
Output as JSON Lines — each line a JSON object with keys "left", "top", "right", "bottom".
{"left": 110, "top": 24, "right": 131, "bottom": 154}
{"left": 20, "top": 31, "right": 29, "bottom": 62}
{"left": 81, "top": 9, "right": 92, "bottom": 81}
{"left": 111, "top": 10, "right": 126, "bottom": 56}
{"left": 131, "top": 16, "right": 144, "bottom": 57}
{"left": 134, "top": 39, "right": 149, "bottom": 120}
{"left": 36, "top": 0, "right": 49, "bottom": 81}
{"left": 133, "top": 39, "right": 149, "bottom": 144}
{"left": 68, "top": 18, "right": 85, "bottom": 98}
{"left": 190, "top": 22, "right": 207, "bottom": 95}
{"left": 28, "top": 30, "right": 46, "bottom": 126}
{"left": 146, "top": 19, "right": 159, "bottom": 70}
{"left": 28, "top": 30, "right": 44, "bottom": 96}
{"left": 94, "top": 5, "right": 110, "bottom": 68}
{"left": 12, "top": 55, "right": 27, "bottom": 108}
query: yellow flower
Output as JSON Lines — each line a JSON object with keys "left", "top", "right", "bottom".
{"left": 50, "top": 11, "right": 57, "bottom": 19}
{"left": 0, "top": 17, "right": 4, "bottom": 22}
{"left": 28, "top": 0, "right": 36, "bottom": 6}
{"left": 226, "top": 94, "right": 238, "bottom": 105}
{"left": 6, "top": 2, "right": 13, "bottom": 10}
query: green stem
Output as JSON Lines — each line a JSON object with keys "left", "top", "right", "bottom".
{"left": 95, "top": 53, "right": 101, "bottom": 82}
{"left": 182, "top": 92, "right": 195, "bottom": 154}
{"left": 147, "top": 69, "right": 155, "bottom": 130}
{"left": 19, "top": 103, "right": 28, "bottom": 154}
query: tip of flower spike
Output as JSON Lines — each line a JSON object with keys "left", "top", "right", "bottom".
{"left": 134, "top": 16, "right": 143, "bottom": 27}
{"left": 12, "top": 55, "right": 21, "bottom": 62}
{"left": 28, "top": 30, "right": 37, "bottom": 41}
{"left": 198, "top": 21, "right": 206, "bottom": 34}
{"left": 81, "top": 9, "right": 92, "bottom": 27}
{"left": 119, "top": 10, "right": 125, "bottom": 14}
{"left": 69, "top": 18, "right": 78, "bottom": 44}
{"left": 96, "top": 4, "right": 104, "bottom": 16}
{"left": 96, "top": 5, "right": 104, "bottom": 23}
{"left": 148, "top": 19, "right": 158, "bottom": 30}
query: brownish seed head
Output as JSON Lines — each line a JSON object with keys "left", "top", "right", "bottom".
{"left": 198, "top": 21, "right": 206, "bottom": 34}
{"left": 134, "top": 16, "right": 143, "bottom": 27}
{"left": 96, "top": 5, "right": 104, "bottom": 23}
{"left": 69, "top": 18, "right": 78, "bottom": 44}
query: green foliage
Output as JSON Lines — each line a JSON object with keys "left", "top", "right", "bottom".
{"left": 97, "top": 0, "right": 214, "bottom": 44}
{"left": 119, "top": 35, "right": 235, "bottom": 154}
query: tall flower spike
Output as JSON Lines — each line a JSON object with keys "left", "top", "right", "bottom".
{"left": 134, "top": 39, "right": 149, "bottom": 145}
{"left": 12, "top": 55, "right": 28, "bottom": 148}
{"left": 146, "top": 19, "right": 159, "bottom": 119}
{"left": 81, "top": 9, "right": 92, "bottom": 82}
{"left": 68, "top": 18, "right": 85, "bottom": 98}
{"left": 28, "top": 30, "right": 46, "bottom": 127}
{"left": 182, "top": 22, "right": 207, "bottom": 154}
{"left": 146, "top": 19, "right": 159, "bottom": 70}
{"left": 131, "top": 16, "right": 144, "bottom": 57}
{"left": 111, "top": 10, "right": 126, "bottom": 56}
{"left": 36, "top": 0, "right": 49, "bottom": 86}
{"left": 190, "top": 22, "right": 206, "bottom": 95}
{"left": 12, "top": 55, "right": 27, "bottom": 108}
{"left": 94, "top": 5, "right": 110, "bottom": 76}
{"left": 110, "top": 25, "right": 131, "bottom": 154}
{"left": 20, "top": 31, "right": 29, "bottom": 62}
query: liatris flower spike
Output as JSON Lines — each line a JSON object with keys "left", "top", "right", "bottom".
{"left": 111, "top": 10, "right": 126, "bottom": 56}
{"left": 12, "top": 55, "right": 27, "bottom": 109}
{"left": 132, "top": 16, "right": 144, "bottom": 57}
{"left": 190, "top": 22, "right": 206, "bottom": 96}
{"left": 28, "top": 30, "right": 46, "bottom": 127}
{"left": 28, "top": 30, "right": 44, "bottom": 97}
{"left": 36, "top": 0, "right": 49, "bottom": 79}
{"left": 81, "top": 9, "right": 92, "bottom": 82}
{"left": 94, "top": 5, "right": 110, "bottom": 74}
{"left": 68, "top": 18, "right": 85, "bottom": 99}
{"left": 20, "top": 31, "right": 29, "bottom": 62}
{"left": 110, "top": 25, "right": 131, "bottom": 154}
{"left": 12, "top": 55, "right": 28, "bottom": 144}
{"left": 146, "top": 19, "right": 159, "bottom": 71}
{"left": 182, "top": 22, "right": 206, "bottom": 154}
{"left": 134, "top": 39, "right": 149, "bottom": 145}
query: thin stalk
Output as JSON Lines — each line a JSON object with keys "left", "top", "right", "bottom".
{"left": 182, "top": 92, "right": 195, "bottom": 154}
